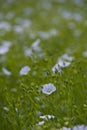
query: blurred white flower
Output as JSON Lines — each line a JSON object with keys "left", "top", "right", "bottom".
{"left": 42, "top": 83, "right": 56, "bottom": 95}
{"left": 62, "top": 127, "right": 71, "bottom": 130}
{"left": 37, "top": 114, "right": 55, "bottom": 126}
{"left": 38, "top": 29, "right": 58, "bottom": 40}
{"left": 40, "top": 115, "right": 55, "bottom": 120}
{"left": 32, "top": 39, "right": 41, "bottom": 51}
{"left": 14, "top": 25, "right": 23, "bottom": 33}
{"left": 73, "top": 13, "right": 82, "bottom": 21}
{"left": 0, "top": 21, "right": 11, "bottom": 30}
{"left": 0, "top": 41, "right": 11, "bottom": 55}
{"left": 61, "top": 54, "right": 74, "bottom": 61}
{"left": 22, "top": 19, "right": 31, "bottom": 28}
{"left": 39, "top": 31, "right": 50, "bottom": 39}
{"left": 3, "top": 107, "right": 9, "bottom": 111}
{"left": 24, "top": 48, "right": 32, "bottom": 57}
{"left": 62, "top": 125, "right": 87, "bottom": 130}
{"left": 19, "top": 66, "right": 31, "bottom": 75}
{"left": 72, "top": 125, "right": 87, "bottom": 130}
{"left": 37, "top": 121, "right": 45, "bottom": 126}
{"left": 83, "top": 51, "right": 87, "bottom": 57}
{"left": 2, "top": 68, "right": 12, "bottom": 76}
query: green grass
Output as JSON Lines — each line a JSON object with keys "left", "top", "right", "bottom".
{"left": 0, "top": 0, "right": 87, "bottom": 130}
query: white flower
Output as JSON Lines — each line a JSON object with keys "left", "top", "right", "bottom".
{"left": 72, "top": 125, "right": 87, "bottom": 130}
{"left": 22, "top": 19, "right": 31, "bottom": 28}
{"left": 38, "top": 29, "right": 58, "bottom": 40}
{"left": 73, "top": 13, "right": 82, "bottom": 21}
{"left": 0, "top": 41, "right": 11, "bottom": 55}
{"left": 61, "top": 54, "right": 74, "bottom": 61}
{"left": 83, "top": 51, "right": 87, "bottom": 57}
{"left": 62, "top": 127, "right": 71, "bottom": 130}
{"left": 14, "top": 25, "right": 23, "bottom": 33}
{"left": 58, "top": 54, "right": 74, "bottom": 67}
{"left": 19, "top": 66, "right": 31, "bottom": 75}
{"left": 37, "top": 121, "right": 45, "bottom": 126}
{"left": 58, "top": 59, "right": 71, "bottom": 67}
{"left": 42, "top": 83, "right": 56, "bottom": 95}
{"left": 52, "top": 63, "right": 62, "bottom": 73}
{"left": 3, "top": 107, "right": 9, "bottom": 111}
{"left": 32, "top": 39, "right": 41, "bottom": 51}
{"left": 2, "top": 68, "right": 12, "bottom": 76}
{"left": 40, "top": 115, "right": 55, "bottom": 120}
{"left": 0, "top": 21, "right": 11, "bottom": 30}
{"left": 38, "top": 31, "right": 50, "bottom": 39}
{"left": 24, "top": 48, "right": 32, "bottom": 57}
{"left": 15, "top": 108, "right": 18, "bottom": 113}
{"left": 52, "top": 54, "right": 74, "bottom": 73}
{"left": 37, "top": 114, "right": 55, "bottom": 126}
{"left": 62, "top": 125, "right": 87, "bottom": 130}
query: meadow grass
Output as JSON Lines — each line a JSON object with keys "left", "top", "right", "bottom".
{"left": 0, "top": 0, "right": 87, "bottom": 130}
